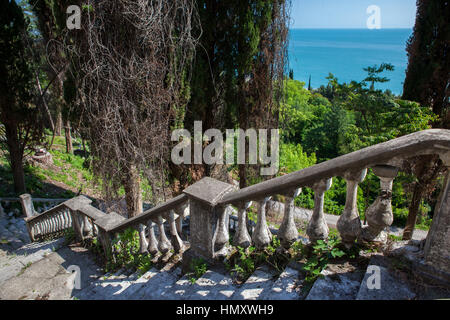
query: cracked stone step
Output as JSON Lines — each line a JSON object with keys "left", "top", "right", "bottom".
{"left": 231, "top": 265, "right": 277, "bottom": 300}
{"left": 260, "top": 267, "right": 305, "bottom": 300}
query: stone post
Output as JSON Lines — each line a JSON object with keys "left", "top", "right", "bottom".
{"left": 337, "top": 169, "right": 367, "bottom": 248}
{"left": 362, "top": 165, "right": 398, "bottom": 243}
{"left": 423, "top": 152, "right": 450, "bottom": 279}
{"left": 94, "top": 212, "right": 126, "bottom": 259}
{"left": 307, "top": 178, "right": 332, "bottom": 243}
{"left": 182, "top": 177, "right": 236, "bottom": 269}
{"left": 19, "top": 194, "right": 35, "bottom": 217}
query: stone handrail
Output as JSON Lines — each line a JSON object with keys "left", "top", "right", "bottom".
{"left": 219, "top": 129, "right": 450, "bottom": 206}
{"left": 22, "top": 129, "right": 450, "bottom": 282}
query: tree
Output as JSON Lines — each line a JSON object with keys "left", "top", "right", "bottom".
{"left": 401, "top": 0, "right": 449, "bottom": 240}
{"left": 0, "top": 0, "right": 44, "bottom": 193}
{"left": 183, "top": 0, "right": 290, "bottom": 189}
{"left": 64, "top": 0, "right": 197, "bottom": 217}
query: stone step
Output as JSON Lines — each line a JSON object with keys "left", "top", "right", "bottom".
{"left": 162, "top": 270, "right": 236, "bottom": 300}
{"left": 74, "top": 267, "right": 160, "bottom": 300}
{"left": 0, "top": 251, "right": 74, "bottom": 300}
{"left": 129, "top": 267, "right": 182, "bottom": 300}
{"left": 230, "top": 265, "right": 277, "bottom": 300}
{"left": 356, "top": 255, "right": 416, "bottom": 300}
{"left": 0, "top": 238, "right": 65, "bottom": 285}
{"left": 305, "top": 268, "right": 364, "bottom": 300}
{"left": 260, "top": 267, "right": 305, "bottom": 300}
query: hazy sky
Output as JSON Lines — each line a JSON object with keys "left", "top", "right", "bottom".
{"left": 291, "top": 0, "right": 417, "bottom": 29}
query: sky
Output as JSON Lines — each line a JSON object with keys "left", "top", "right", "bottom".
{"left": 290, "top": 0, "right": 417, "bottom": 29}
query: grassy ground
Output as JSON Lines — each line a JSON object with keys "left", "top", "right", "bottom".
{"left": 0, "top": 135, "right": 100, "bottom": 199}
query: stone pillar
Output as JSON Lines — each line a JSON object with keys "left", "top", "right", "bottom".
{"left": 278, "top": 188, "right": 301, "bottom": 249}
{"left": 182, "top": 177, "right": 235, "bottom": 267}
{"left": 362, "top": 165, "right": 398, "bottom": 243}
{"left": 307, "top": 178, "right": 332, "bottom": 243}
{"left": 94, "top": 212, "right": 126, "bottom": 258}
{"left": 423, "top": 152, "right": 450, "bottom": 279}
{"left": 19, "top": 194, "right": 35, "bottom": 217}
{"left": 337, "top": 169, "right": 367, "bottom": 248}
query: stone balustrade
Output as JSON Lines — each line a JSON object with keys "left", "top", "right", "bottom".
{"left": 22, "top": 129, "right": 450, "bottom": 282}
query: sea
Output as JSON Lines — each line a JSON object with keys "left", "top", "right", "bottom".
{"left": 288, "top": 28, "right": 413, "bottom": 95}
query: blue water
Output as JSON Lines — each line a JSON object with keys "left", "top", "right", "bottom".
{"left": 288, "top": 29, "right": 413, "bottom": 95}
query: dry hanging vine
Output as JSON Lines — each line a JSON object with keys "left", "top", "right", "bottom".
{"left": 65, "top": 0, "right": 199, "bottom": 216}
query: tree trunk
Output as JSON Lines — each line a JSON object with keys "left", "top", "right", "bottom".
{"left": 402, "top": 155, "right": 441, "bottom": 240}
{"left": 4, "top": 122, "right": 26, "bottom": 194}
{"left": 123, "top": 165, "right": 143, "bottom": 218}
{"left": 402, "top": 182, "right": 424, "bottom": 240}
{"left": 55, "top": 108, "right": 63, "bottom": 136}
{"left": 65, "top": 121, "right": 73, "bottom": 154}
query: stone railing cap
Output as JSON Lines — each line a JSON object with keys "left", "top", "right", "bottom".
{"left": 183, "top": 177, "right": 236, "bottom": 206}
{"left": 95, "top": 212, "right": 126, "bottom": 232}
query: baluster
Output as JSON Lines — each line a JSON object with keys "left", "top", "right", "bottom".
{"left": 138, "top": 224, "right": 148, "bottom": 254}
{"left": 278, "top": 188, "right": 302, "bottom": 249}
{"left": 156, "top": 215, "right": 171, "bottom": 253}
{"left": 337, "top": 169, "right": 367, "bottom": 248}
{"left": 214, "top": 206, "right": 230, "bottom": 255}
{"left": 252, "top": 197, "right": 272, "bottom": 249}
{"left": 362, "top": 165, "right": 398, "bottom": 243}
{"left": 43, "top": 218, "right": 49, "bottom": 234}
{"left": 169, "top": 210, "right": 184, "bottom": 252}
{"left": 82, "top": 215, "right": 92, "bottom": 236}
{"left": 233, "top": 201, "right": 252, "bottom": 248}
{"left": 307, "top": 178, "right": 332, "bottom": 243}
{"left": 48, "top": 215, "right": 54, "bottom": 233}
{"left": 146, "top": 220, "right": 159, "bottom": 254}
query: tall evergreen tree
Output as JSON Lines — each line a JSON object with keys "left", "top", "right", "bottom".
{"left": 401, "top": 0, "right": 449, "bottom": 239}
{"left": 0, "top": 0, "right": 44, "bottom": 193}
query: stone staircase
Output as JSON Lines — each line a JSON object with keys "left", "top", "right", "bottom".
{"left": 1, "top": 204, "right": 447, "bottom": 300}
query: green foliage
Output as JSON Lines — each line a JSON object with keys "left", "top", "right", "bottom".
{"left": 227, "top": 236, "right": 285, "bottom": 281}
{"left": 302, "top": 237, "right": 345, "bottom": 283}
{"left": 279, "top": 143, "right": 316, "bottom": 175}
{"left": 278, "top": 65, "right": 438, "bottom": 230}
{"left": 188, "top": 258, "right": 207, "bottom": 284}
{"left": 105, "top": 228, "right": 152, "bottom": 274}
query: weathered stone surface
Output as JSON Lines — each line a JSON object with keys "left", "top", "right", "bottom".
{"left": 362, "top": 165, "right": 398, "bottom": 243}
{"left": 337, "top": 169, "right": 366, "bottom": 247}
{"left": 252, "top": 197, "right": 273, "bottom": 249}
{"left": 356, "top": 256, "right": 416, "bottom": 300}
{"left": 423, "top": 167, "right": 450, "bottom": 278}
{"left": 163, "top": 270, "right": 236, "bottom": 300}
{"left": 307, "top": 178, "right": 332, "bottom": 242}
{"left": 231, "top": 265, "right": 276, "bottom": 300}
{"left": 261, "top": 267, "right": 304, "bottom": 300}
{"left": 278, "top": 189, "right": 301, "bottom": 248}
{"left": 0, "top": 251, "right": 73, "bottom": 300}
{"left": 183, "top": 177, "right": 235, "bottom": 206}
{"left": 306, "top": 269, "right": 363, "bottom": 300}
